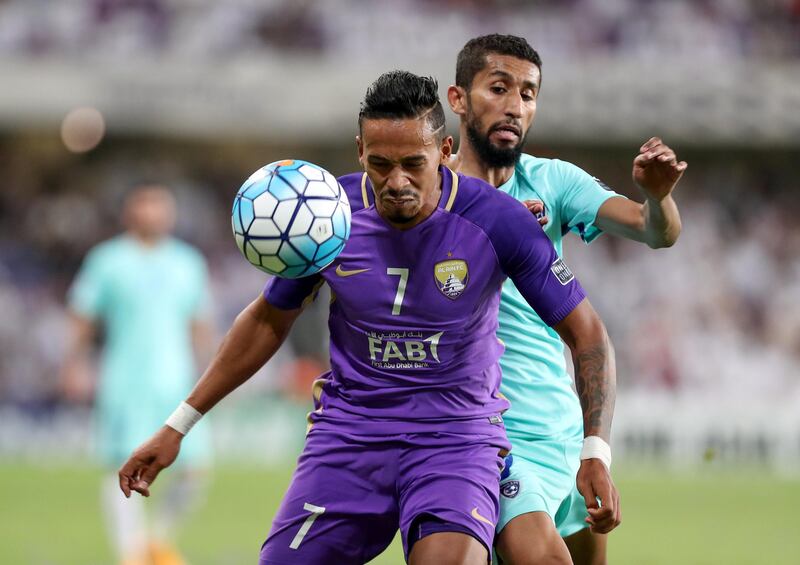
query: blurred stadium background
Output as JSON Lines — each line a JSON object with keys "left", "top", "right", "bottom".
{"left": 1, "top": 0, "right": 799, "bottom": 563}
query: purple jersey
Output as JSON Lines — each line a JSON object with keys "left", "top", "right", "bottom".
{"left": 264, "top": 167, "right": 584, "bottom": 432}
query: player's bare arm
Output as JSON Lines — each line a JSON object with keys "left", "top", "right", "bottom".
{"left": 553, "top": 299, "right": 621, "bottom": 534}
{"left": 595, "top": 136, "right": 687, "bottom": 248}
{"left": 118, "top": 295, "right": 302, "bottom": 498}
{"left": 190, "top": 317, "right": 216, "bottom": 370}
{"left": 60, "top": 312, "right": 98, "bottom": 403}
{"left": 184, "top": 296, "right": 300, "bottom": 414}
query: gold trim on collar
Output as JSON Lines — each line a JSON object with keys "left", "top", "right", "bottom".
{"left": 360, "top": 173, "right": 370, "bottom": 208}
{"left": 444, "top": 168, "right": 459, "bottom": 211}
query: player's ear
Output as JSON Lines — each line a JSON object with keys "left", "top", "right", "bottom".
{"left": 439, "top": 135, "right": 454, "bottom": 163}
{"left": 356, "top": 135, "right": 365, "bottom": 169}
{"left": 447, "top": 85, "right": 467, "bottom": 116}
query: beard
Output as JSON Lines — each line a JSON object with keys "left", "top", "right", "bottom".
{"left": 465, "top": 111, "right": 526, "bottom": 168}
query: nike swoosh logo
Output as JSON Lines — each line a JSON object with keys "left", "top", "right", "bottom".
{"left": 470, "top": 507, "right": 493, "bottom": 526}
{"left": 335, "top": 265, "right": 370, "bottom": 277}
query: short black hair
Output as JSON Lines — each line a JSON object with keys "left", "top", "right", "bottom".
{"left": 119, "top": 180, "right": 172, "bottom": 206}
{"left": 358, "top": 70, "right": 446, "bottom": 141}
{"left": 124, "top": 180, "right": 171, "bottom": 198}
{"left": 455, "top": 34, "right": 542, "bottom": 90}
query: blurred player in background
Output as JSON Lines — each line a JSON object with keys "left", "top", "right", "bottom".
{"left": 61, "top": 183, "right": 214, "bottom": 565}
{"left": 117, "top": 71, "right": 617, "bottom": 565}
{"left": 448, "top": 34, "right": 686, "bottom": 564}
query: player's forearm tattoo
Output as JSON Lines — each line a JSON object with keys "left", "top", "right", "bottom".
{"left": 574, "top": 342, "right": 615, "bottom": 439}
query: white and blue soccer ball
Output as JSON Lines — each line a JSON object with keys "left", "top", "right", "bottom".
{"left": 232, "top": 159, "right": 351, "bottom": 278}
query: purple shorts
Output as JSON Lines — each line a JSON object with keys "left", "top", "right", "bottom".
{"left": 259, "top": 422, "right": 509, "bottom": 564}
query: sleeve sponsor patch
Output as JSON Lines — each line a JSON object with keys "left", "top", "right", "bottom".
{"left": 593, "top": 176, "right": 614, "bottom": 192}
{"left": 550, "top": 257, "right": 574, "bottom": 285}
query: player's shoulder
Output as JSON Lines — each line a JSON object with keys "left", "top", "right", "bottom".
{"left": 516, "top": 153, "right": 588, "bottom": 179}
{"left": 85, "top": 235, "right": 127, "bottom": 263}
{"left": 167, "top": 237, "right": 204, "bottom": 259}
{"left": 517, "top": 153, "right": 583, "bottom": 179}
{"left": 76, "top": 236, "right": 131, "bottom": 279}
{"left": 160, "top": 238, "right": 208, "bottom": 274}
{"left": 337, "top": 171, "right": 362, "bottom": 193}
{"left": 448, "top": 170, "right": 550, "bottom": 259}
{"left": 450, "top": 171, "right": 531, "bottom": 223}
{"left": 517, "top": 154, "right": 599, "bottom": 201}
{"left": 337, "top": 172, "right": 369, "bottom": 213}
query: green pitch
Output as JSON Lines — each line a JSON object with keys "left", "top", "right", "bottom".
{"left": 1, "top": 463, "right": 797, "bottom": 564}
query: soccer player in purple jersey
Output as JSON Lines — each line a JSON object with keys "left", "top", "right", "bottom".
{"left": 118, "top": 71, "right": 617, "bottom": 565}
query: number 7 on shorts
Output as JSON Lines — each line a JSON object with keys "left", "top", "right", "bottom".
{"left": 289, "top": 503, "right": 326, "bottom": 549}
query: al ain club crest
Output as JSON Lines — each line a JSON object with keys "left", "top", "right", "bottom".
{"left": 434, "top": 259, "right": 469, "bottom": 299}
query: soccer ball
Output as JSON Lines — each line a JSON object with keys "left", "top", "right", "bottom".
{"left": 231, "top": 159, "right": 351, "bottom": 278}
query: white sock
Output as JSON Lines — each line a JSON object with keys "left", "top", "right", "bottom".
{"left": 101, "top": 473, "right": 148, "bottom": 560}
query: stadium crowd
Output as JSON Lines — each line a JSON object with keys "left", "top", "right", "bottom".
{"left": 0, "top": 0, "right": 798, "bottom": 62}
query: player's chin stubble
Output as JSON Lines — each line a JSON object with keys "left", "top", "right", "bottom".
{"left": 380, "top": 190, "right": 420, "bottom": 224}
{"left": 384, "top": 204, "right": 419, "bottom": 224}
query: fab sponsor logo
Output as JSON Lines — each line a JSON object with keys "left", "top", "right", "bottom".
{"left": 366, "top": 330, "right": 444, "bottom": 369}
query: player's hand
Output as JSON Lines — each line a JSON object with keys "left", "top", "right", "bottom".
{"left": 577, "top": 458, "right": 621, "bottom": 534}
{"left": 118, "top": 426, "right": 182, "bottom": 498}
{"left": 633, "top": 137, "right": 687, "bottom": 201}
{"left": 522, "top": 199, "right": 548, "bottom": 226}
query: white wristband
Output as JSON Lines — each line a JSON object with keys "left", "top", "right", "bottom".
{"left": 165, "top": 402, "right": 203, "bottom": 436}
{"left": 580, "top": 436, "right": 612, "bottom": 469}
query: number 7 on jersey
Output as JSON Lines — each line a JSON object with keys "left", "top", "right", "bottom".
{"left": 386, "top": 268, "right": 409, "bottom": 315}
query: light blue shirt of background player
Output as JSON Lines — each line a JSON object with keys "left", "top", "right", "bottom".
{"left": 63, "top": 185, "right": 213, "bottom": 467}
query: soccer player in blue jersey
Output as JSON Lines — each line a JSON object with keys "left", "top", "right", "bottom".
{"left": 62, "top": 183, "right": 214, "bottom": 565}
{"left": 118, "top": 71, "right": 618, "bottom": 565}
{"left": 447, "top": 34, "right": 687, "bottom": 565}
